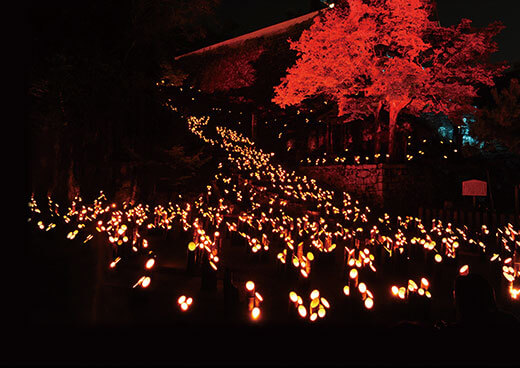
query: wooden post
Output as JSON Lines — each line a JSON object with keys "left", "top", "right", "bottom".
{"left": 251, "top": 111, "right": 257, "bottom": 141}
{"left": 486, "top": 170, "right": 495, "bottom": 212}
{"left": 499, "top": 214, "right": 506, "bottom": 227}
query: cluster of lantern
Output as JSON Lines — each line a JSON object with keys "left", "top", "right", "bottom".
{"left": 289, "top": 289, "right": 330, "bottom": 321}
{"left": 391, "top": 277, "right": 432, "bottom": 300}
{"left": 298, "top": 133, "right": 459, "bottom": 167}
{"left": 25, "top": 85, "right": 520, "bottom": 333}
{"left": 496, "top": 224, "right": 520, "bottom": 299}
{"left": 245, "top": 281, "right": 263, "bottom": 321}
{"left": 343, "top": 269, "right": 375, "bottom": 310}
{"left": 177, "top": 295, "right": 194, "bottom": 311}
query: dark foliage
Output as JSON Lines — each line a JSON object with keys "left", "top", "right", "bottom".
{"left": 472, "top": 70, "right": 520, "bottom": 155}
{"left": 26, "top": 0, "right": 223, "bottom": 202}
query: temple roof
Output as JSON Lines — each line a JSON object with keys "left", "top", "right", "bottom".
{"left": 174, "top": 10, "right": 321, "bottom": 60}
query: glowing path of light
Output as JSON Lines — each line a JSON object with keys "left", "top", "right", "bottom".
{"left": 27, "top": 96, "right": 519, "bottom": 323}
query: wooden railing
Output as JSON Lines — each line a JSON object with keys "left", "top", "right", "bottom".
{"left": 418, "top": 207, "right": 519, "bottom": 230}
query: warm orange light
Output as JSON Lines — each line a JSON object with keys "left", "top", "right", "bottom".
{"left": 398, "top": 287, "right": 406, "bottom": 299}
{"left": 141, "top": 276, "right": 151, "bottom": 288}
{"left": 289, "top": 291, "right": 298, "bottom": 303}
{"left": 459, "top": 264, "right": 469, "bottom": 276}
{"left": 180, "top": 302, "right": 189, "bottom": 311}
{"left": 188, "top": 242, "right": 197, "bottom": 251}
{"left": 358, "top": 282, "right": 367, "bottom": 294}
{"left": 391, "top": 286, "right": 399, "bottom": 296}
{"left": 420, "top": 278, "right": 429, "bottom": 290}
{"left": 178, "top": 295, "right": 186, "bottom": 304}
{"left": 349, "top": 268, "right": 358, "bottom": 279}
{"left": 251, "top": 307, "right": 261, "bottom": 320}
{"left": 434, "top": 254, "right": 442, "bottom": 263}
{"left": 310, "top": 298, "right": 320, "bottom": 309}
{"left": 408, "top": 279, "right": 418, "bottom": 292}
{"left": 292, "top": 258, "right": 300, "bottom": 267}
{"left": 317, "top": 306, "right": 326, "bottom": 318}
{"left": 364, "top": 297, "right": 374, "bottom": 309}
{"left": 298, "top": 305, "right": 307, "bottom": 318}
{"left": 310, "top": 289, "right": 320, "bottom": 300}
{"left": 246, "top": 281, "right": 255, "bottom": 291}
{"left": 320, "top": 297, "right": 330, "bottom": 309}
{"left": 310, "top": 313, "right": 318, "bottom": 322}
{"left": 343, "top": 285, "right": 350, "bottom": 296}
{"left": 145, "top": 258, "right": 155, "bottom": 269}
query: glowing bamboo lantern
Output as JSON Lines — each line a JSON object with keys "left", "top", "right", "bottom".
{"left": 459, "top": 264, "right": 469, "bottom": 276}
{"left": 398, "top": 287, "right": 406, "bottom": 300}
{"left": 391, "top": 286, "right": 399, "bottom": 297}
{"left": 310, "top": 289, "right": 320, "bottom": 300}
{"left": 289, "top": 291, "right": 298, "bottom": 304}
{"left": 343, "top": 285, "right": 350, "bottom": 296}
{"left": 298, "top": 305, "right": 307, "bottom": 318}
{"left": 408, "top": 279, "right": 418, "bottom": 293}
{"left": 349, "top": 268, "right": 359, "bottom": 289}
{"left": 141, "top": 276, "right": 151, "bottom": 288}
{"left": 364, "top": 297, "right": 374, "bottom": 310}
{"left": 246, "top": 281, "right": 255, "bottom": 293}
{"left": 420, "top": 278, "right": 429, "bottom": 291}
{"left": 358, "top": 282, "right": 367, "bottom": 300}
{"left": 251, "top": 307, "right": 261, "bottom": 320}
{"left": 145, "top": 258, "right": 155, "bottom": 270}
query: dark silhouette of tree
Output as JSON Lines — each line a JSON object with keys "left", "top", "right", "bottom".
{"left": 472, "top": 78, "right": 520, "bottom": 155}
{"left": 27, "top": 0, "right": 222, "bottom": 201}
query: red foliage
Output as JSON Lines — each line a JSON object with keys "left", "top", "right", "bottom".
{"left": 273, "top": 0, "right": 507, "bottom": 157}
{"left": 199, "top": 47, "right": 264, "bottom": 93}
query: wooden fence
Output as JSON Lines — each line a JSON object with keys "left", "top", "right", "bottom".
{"left": 418, "top": 207, "right": 519, "bottom": 230}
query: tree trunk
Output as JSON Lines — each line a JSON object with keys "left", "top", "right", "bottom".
{"left": 326, "top": 122, "right": 332, "bottom": 154}
{"left": 387, "top": 99, "right": 410, "bottom": 162}
{"left": 251, "top": 111, "right": 257, "bottom": 141}
{"left": 341, "top": 123, "right": 347, "bottom": 151}
{"left": 387, "top": 105, "right": 399, "bottom": 161}
{"left": 67, "top": 159, "right": 79, "bottom": 201}
{"left": 374, "top": 101, "right": 383, "bottom": 155}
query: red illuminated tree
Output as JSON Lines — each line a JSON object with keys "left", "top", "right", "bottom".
{"left": 198, "top": 46, "right": 265, "bottom": 93}
{"left": 273, "top": 0, "right": 507, "bottom": 159}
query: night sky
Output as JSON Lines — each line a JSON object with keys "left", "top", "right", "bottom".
{"left": 220, "top": 0, "right": 520, "bottom": 64}
{"left": 436, "top": 0, "right": 520, "bottom": 63}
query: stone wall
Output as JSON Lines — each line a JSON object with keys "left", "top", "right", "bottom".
{"left": 300, "top": 163, "right": 427, "bottom": 210}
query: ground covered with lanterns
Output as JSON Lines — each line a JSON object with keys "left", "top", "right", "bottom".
{"left": 23, "top": 85, "right": 519, "bottom": 364}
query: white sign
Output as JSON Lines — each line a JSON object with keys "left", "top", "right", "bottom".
{"left": 462, "top": 180, "right": 487, "bottom": 197}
